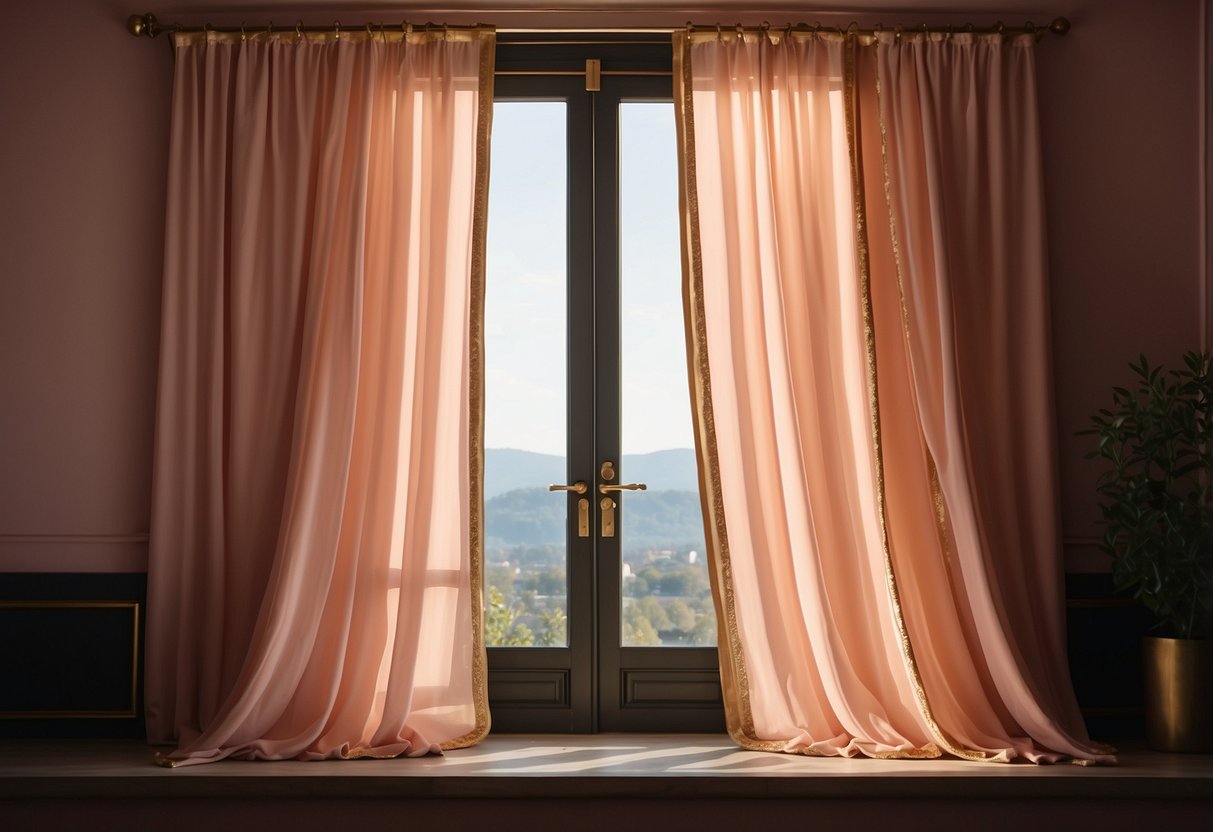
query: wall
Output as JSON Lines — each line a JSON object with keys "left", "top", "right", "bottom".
{"left": 0, "top": 0, "right": 168, "bottom": 574}
{"left": 1038, "top": 0, "right": 1205, "bottom": 572}
{"left": 0, "top": 0, "right": 1205, "bottom": 732}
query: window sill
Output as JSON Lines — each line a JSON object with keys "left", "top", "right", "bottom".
{"left": 0, "top": 734, "right": 1208, "bottom": 802}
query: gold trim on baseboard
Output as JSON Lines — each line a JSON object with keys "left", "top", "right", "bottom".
{"left": 0, "top": 601, "right": 140, "bottom": 719}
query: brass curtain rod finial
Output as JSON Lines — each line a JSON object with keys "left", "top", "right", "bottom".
{"left": 126, "top": 12, "right": 160, "bottom": 38}
{"left": 1049, "top": 17, "right": 1071, "bottom": 36}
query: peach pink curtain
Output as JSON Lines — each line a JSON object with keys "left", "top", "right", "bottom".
{"left": 674, "top": 29, "right": 1114, "bottom": 763}
{"left": 146, "top": 28, "right": 494, "bottom": 766}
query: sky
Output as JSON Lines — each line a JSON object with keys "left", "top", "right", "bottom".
{"left": 484, "top": 100, "right": 695, "bottom": 458}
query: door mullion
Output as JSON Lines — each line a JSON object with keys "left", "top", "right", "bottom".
{"left": 592, "top": 82, "right": 625, "bottom": 730}
{"left": 566, "top": 79, "right": 598, "bottom": 733}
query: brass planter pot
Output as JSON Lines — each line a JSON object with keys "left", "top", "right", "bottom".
{"left": 1143, "top": 636, "right": 1213, "bottom": 753}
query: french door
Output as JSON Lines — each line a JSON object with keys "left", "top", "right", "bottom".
{"left": 483, "top": 42, "right": 723, "bottom": 732}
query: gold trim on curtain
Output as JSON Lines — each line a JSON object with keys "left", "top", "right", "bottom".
{"left": 845, "top": 34, "right": 1001, "bottom": 764}
{"left": 673, "top": 31, "right": 777, "bottom": 752}
{"left": 445, "top": 27, "right": 496, "bottom": 750}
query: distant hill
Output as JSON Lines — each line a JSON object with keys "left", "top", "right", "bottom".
{"left": 485, "top": 447, "right": 699, "bottom": 499}
{"left": 485, "top": 486, "right": 705, "bottom": 550}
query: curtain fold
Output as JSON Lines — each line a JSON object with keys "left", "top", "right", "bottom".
{"left": 675, "top": 28, "right": 1114, "bottom": 763}
{"left": 146, "top": 27, "right": 494, "bottom": 766}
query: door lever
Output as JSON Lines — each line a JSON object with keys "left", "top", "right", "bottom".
{"left": 598, "top": 482, "right": 647, "bottom": 494}
{"left": 549, "top": 482, "right": 590, "bottom": 538}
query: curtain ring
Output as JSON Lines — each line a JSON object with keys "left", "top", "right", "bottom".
{"left": 1025, "top": 20, "right": 1038, "bottom": 38}
{"left": 735, "top": 23, "right": 743, "bottom": 40}
{"left": 994, "top": 20, "right": 1005, "bottom": 34}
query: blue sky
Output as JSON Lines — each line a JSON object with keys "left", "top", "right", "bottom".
{"left": 485, "top": 101, "right": 694, "bottom": 458}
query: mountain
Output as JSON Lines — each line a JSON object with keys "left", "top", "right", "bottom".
{"left": 484, "top": 447, "right": 699, "bottom": 499}
{"left": 485, "top": 486, "right": 705, "bottom": 550}
{"left": 483, "top": 449, "right": 565, "bottom": 499}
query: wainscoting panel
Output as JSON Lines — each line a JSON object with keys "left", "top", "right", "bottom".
{"left": 488, "top": 670, "right": 570, "bottom": 708}
{"left": 0, "top": 574, "right": 146, "bottom": 738}
{"left": 1065, "top": 573, "right": 1150, "bottom": 741}
{"left": 621, "top": 670, "right": 722, "bottom": 708}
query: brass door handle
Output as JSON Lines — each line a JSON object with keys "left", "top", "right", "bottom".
{"left": 598, "top": 483, "right": 646, "bottom": 494}
{"left": 548, "top": 481, "right": 588, "bottom": 495}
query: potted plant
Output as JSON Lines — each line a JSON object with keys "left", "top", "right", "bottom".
{"left": 1085, "top": 351, "right": 1213, "bottom": 751}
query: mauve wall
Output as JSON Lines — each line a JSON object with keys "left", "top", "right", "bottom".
{"left": 0, "top": 0, "right": 1206, "bottom": 575}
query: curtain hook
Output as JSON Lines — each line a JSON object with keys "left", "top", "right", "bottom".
{"left": 994, "top": 20, "right": 1005, "bottom": 34}
{"left": 266, "top": 21, "right": 273, "bottom": 38}
{"left": 240, "top": 21, "right": 246, "bottom": 41}
{"left": 295, "top": 21, "right": 303, "bottom": 40}
{"left": 1025, "top": 20, "right": 1038, "bottom": 38}
{"left": 334, "top": 20, "right": 340, "bottom": 40}
{"left": 735, "top": 23, "right": 744, "bottom": 40}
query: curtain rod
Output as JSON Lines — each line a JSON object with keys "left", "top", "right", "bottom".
{"left": 125, "top": 12, "right": 1071, "bottom": 40}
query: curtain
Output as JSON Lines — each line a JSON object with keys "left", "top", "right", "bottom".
{"left": 146, "top": 27, "right": 494, "bottom": 767}
{"left": 674, "top": 28, "right": 1114, "bottom": 763}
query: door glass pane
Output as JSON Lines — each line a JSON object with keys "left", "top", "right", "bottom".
{"left": 619, "top": 102, "right": 715, "bottom": 647}
{"left": 484, "top": 102, "right": 568, "bottom": 647}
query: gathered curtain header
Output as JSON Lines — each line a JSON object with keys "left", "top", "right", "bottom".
{"left": 170, "top": 24, "right": 495, "bottom": 48}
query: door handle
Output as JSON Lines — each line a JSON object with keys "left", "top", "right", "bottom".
{"left": 596, "top": 461, "right": 645, "bottom": 537}
{"left": 598, "top": 482, "right": 647, "bottom": 494}
{"left": 549, "top": 482, "right": 590, "bottom": 537}
{"left": 597, "top": 460, "right": 646, "bottom": 494}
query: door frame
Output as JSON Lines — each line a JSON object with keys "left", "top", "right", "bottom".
{"left": 486, "top": 37, "right": 723, "bottom": 734}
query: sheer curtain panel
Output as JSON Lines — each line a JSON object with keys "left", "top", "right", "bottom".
{"left": 146, "top": 27, "right": 494, "bottom": 766}
{"left": 674, "top": 28, "right": 1114, "bottom": 763}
